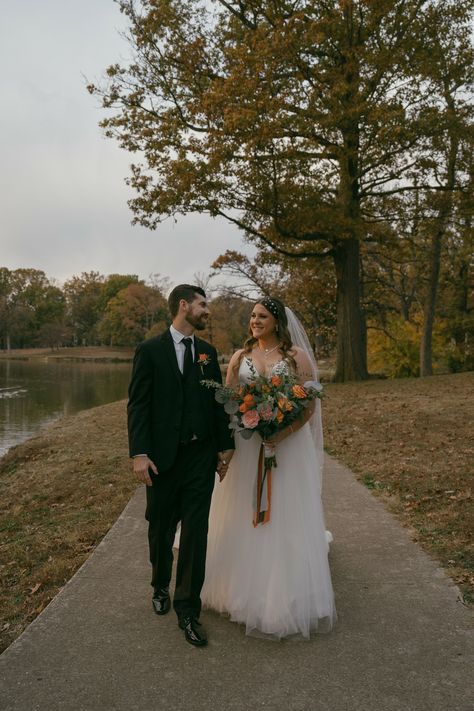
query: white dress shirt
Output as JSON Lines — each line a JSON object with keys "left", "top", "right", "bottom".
{"left": 170, "top": 324, "right": 195, "bottom": 374}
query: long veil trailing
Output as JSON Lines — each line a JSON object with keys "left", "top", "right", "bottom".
{"left": 285, "top": 307, "right": 324, "bottom": 492}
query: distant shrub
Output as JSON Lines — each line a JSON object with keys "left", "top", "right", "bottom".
{"left": 445, "top": 345, "right": 474, "bottom": 373}
{"left": 367, "top": 315, "right": 445, "bottom": 378}
{"left": 440, "top": 314, "right": 474, "bottom": 374}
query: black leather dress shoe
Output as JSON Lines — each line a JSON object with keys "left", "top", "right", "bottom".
{"left": 178, "top": 616, "right": 208, "bottom": 646}
{"left": 152, "top": 587, "right": 171, "bottom": 615}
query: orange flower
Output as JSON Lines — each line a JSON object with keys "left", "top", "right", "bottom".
{"left": 278, "top": 397, "right": 293, "bottom": 412}
{"left": 261, "top": 384, "right": 271, "bottom": 393}
{"left": 292, "top": 385, "right": 307, "bottom": 399}
{"left": 239, "top": 403, "right": 248, "bottom": 413}
{"left": 271, "top": 375, "right": 281, "bottom": 387}
{"left": 243, "top": 394, "right": 255, "bottom": 405}
{"left": 276, "top": 409, "right": 284, "bottom": 423}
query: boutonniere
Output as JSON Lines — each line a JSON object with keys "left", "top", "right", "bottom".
{"left": 197, "top": 353, "right": 211, "bottom": 374}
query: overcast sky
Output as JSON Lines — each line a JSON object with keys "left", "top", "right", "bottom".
{"left": 0, "top": 0, "right": 252, "bottom": 289}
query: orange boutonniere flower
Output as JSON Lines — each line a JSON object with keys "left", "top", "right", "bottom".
{"left": 197, "top": 352, "right": 211, "bottom": 374}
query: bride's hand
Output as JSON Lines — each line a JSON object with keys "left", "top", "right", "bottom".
{"left": 265, "top": 423, "right": 295, "bottom": 447}
{"left": 217, "top": 449, "right": 234, "bottom": 481}
{"left": 263, "top": 441, "right": 276, "bottom": 458}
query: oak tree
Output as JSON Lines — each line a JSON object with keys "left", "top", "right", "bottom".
{"left": 89, "top": 0, "right": 473, "bottom": 379}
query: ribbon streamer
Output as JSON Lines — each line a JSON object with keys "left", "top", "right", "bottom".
{"left": 253, "top": 443, "right": 273, "bottom": 526}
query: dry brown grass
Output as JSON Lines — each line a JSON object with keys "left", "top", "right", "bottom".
{"left": 323, "top": 372, "right": 474, "bottom": 604}
{"left": 0, "top": 400, "right": 134, "bottom": 653}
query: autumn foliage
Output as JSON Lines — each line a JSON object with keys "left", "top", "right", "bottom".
{"left": 88, "top": 0, "right": 473, "bottom": 380}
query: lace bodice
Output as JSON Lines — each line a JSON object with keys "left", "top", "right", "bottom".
{"left": 238, "top": 356, "right": 290, "bottom": 384}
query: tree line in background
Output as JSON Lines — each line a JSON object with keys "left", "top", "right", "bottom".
{"left": 0, "top": 268, "right": 165, "bottom": 350}
{"left": 1, "top": 251, "right": 472, "bottom": 378}
{"left": 0, "top": 267, "right": 252, "bottom": 354}
{"left": 88, "top": 0, "right": 474, "bottom": 380}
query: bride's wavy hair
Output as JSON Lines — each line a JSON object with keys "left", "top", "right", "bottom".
{"left": 236, "top": 296, "right": 296, "bottom": 371}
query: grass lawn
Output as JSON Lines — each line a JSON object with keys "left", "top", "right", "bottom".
{"left": 0, "top": 371, "right": 472, "bottom": 652}
{"left": 0, "top": 401, "right": 134, "bottom": 653}
{"left": 323, "top": 372, "right": 473, "bottom": 606}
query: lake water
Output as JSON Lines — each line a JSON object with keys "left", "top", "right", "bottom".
{"left": 0, "top": 359, "right": 132, "bottom": 457}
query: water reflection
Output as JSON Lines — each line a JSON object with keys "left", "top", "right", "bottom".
{"left": 0, "top": 359, "right": 131, "bottom": 457}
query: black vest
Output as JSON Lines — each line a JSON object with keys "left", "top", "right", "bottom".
{"left": 179, "top": 363, "right": 211, "bottom": 443}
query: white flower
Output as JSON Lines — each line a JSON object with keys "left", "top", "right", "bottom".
{"left": 303, "top": 380, "right": 323, "bottom": 392}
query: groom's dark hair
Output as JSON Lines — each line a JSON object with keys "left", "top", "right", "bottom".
{"left": 168, "top": 284, "right": 206, "bottom": 318}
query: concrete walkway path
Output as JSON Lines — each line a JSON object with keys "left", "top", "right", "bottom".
{"left": 1, "top": 455, "right": 472, "bottom": 711}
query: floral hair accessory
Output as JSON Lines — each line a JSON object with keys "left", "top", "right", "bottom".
{"left": 261, "top": 298, "right": 279, "bottom": 319}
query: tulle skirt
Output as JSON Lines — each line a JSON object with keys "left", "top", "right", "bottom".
{"left": 202, "top": 424, "right": 336, "bottom": 639}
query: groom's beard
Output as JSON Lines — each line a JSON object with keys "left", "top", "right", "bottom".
{"left": 185, "top": 313, "right": 207, "bottom": 331}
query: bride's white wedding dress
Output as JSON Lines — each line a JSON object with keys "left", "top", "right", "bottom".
{"left": 201, "top": 357, "right": 336, "bottom": 639}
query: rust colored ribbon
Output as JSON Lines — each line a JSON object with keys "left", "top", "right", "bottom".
{"left": 253, "top": 443, "right": 272, "bottom": 527}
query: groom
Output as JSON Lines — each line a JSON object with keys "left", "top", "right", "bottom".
{"left": 127, "top": 284, "right": 234, "bottom": 646}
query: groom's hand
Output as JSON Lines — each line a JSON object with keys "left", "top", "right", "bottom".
{"left": 132, "top": 455, "right": 158, "bottom": 486}
{"left": 217, "top": 450, "right": 234, "bottom": 482}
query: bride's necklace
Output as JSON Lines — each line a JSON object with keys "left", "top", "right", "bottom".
{"left": 259, "top": 342, "right": 281, "bottom": 358}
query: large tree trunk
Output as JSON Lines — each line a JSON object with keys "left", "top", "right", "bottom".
{"left": 333, "top": 238, "right": 369, "bottom": 381}
{"left": 331, "top": 5, "right": 368, "bottom": 382}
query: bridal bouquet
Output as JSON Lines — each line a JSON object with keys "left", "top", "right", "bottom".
{"left": 202, "top": 369, "right": 323, "bottom": 526}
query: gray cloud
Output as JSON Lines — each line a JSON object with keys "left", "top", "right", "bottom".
{"left": 0, "top": 0, "right": 253, "bottom": 287}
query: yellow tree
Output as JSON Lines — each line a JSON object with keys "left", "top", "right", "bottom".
{"left": 89, "top": 0, "right": 473, "bottom": 380}
{"left": 98, "top": 282, "right": 168, "bottom": 345}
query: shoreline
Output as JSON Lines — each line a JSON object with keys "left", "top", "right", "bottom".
{"left": 0, "top": 346, "right": 134, "bottom": 362}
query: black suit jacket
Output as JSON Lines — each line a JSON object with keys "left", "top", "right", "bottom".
{"left": 127, "top": 329, "right": 234, "bottom": 471}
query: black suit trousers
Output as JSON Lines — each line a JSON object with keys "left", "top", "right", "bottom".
{"left": 145, "top": 438, "right": 217, "bottom": 619}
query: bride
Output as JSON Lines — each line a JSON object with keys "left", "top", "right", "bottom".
{"left": 201, "top": 296, "right": 336, "bottom": 639}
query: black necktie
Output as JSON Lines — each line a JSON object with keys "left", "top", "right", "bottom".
{"left": 182, "top": 337, "right": 193, "bottom": 377}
